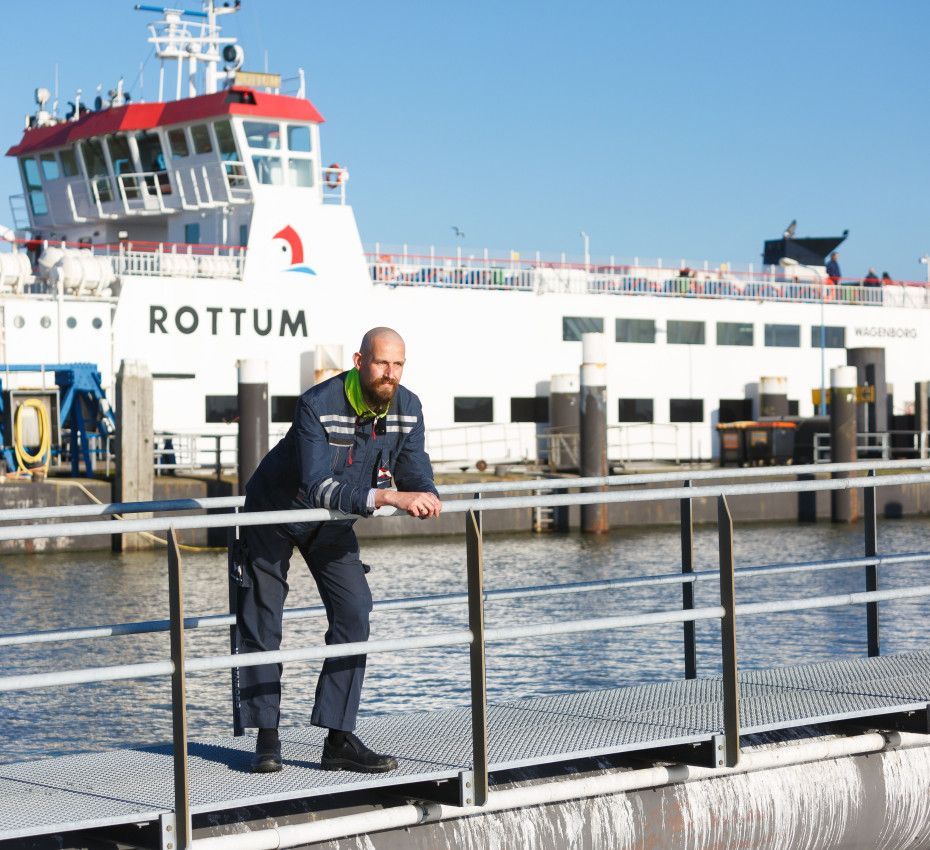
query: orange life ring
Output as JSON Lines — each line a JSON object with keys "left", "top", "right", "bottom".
{"left": 325, "top": 163, "right": 342, "bottom": 189}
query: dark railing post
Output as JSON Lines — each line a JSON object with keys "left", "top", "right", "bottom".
{"left": 465, "top": 509, "right": 489, "bottom": 806}
{"left": 228, "top": 506, "right": 243, "bottom": 736}
{"left": 167, "top": 528, "right": 192, "bottom": 849}
{"left": 865, "top": 468, "right": 880, "bottom": 657}
{"left": 680, "top": 480, "right": 697, "bottom": 679}
{"left": 717, "top": 495, "right": 740, "bottom": 767}
{"left": 215, "top": 435, "right": 222, "bottom": 481}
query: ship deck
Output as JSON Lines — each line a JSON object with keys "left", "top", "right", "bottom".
{"left": 2, "top": 649, "right": 929, "bottom": 844}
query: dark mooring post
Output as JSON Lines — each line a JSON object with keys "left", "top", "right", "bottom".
{"left": 915, "top": 381, "right": 929, "bottom": 460}
{"left": 236, "top": 359, "right": 268, "bottom": 496}
{"left": 830, "top": 365, "right": 859, "bottom": 523}
{"left": 580, "top": 332, "right": 608, "bottom": 534}
{"left": 114, "top": 359, "right": 154, "bottom": 552}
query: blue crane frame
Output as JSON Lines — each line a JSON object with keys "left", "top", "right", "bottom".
{"left": 0, "top": 362, "right": 116, "bottom": 476}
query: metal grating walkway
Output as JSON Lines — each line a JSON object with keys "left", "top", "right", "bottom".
{"left": 2, "top": 650, "right": 929, "bottom": 842}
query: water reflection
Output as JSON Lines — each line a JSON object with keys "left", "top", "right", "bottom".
{"left": 1, "top": 517, "right": 929, "bottom": 763}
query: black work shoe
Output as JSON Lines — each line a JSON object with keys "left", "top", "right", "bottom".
{"left": 321, "top": 732, "right": 398, "bottom": 773}
{"left": 250, "top": 740, "right": 282, "bottom": 773}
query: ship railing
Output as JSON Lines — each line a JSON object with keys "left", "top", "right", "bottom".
{"left": 116, "top": 171, "right": 174, "bottom": 215}
{"left": 7, "top": 193, "right": 30, "bottom": 230}
{"left": 813, "top": 430, "right": 930, "bottom": 464}
{"left": 2, "top": 459, "right": 930, "bottom": 840}
{"left": 113, "top": 241, "right": 247, "bottom": 280}
{"left": 322, "top": 166, "right": 350, "bottom": 205}
{"left": 366, "top": 250, "right": 930, "bottom": 308}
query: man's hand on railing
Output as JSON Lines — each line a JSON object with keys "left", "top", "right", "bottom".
{"left": 375, "top": 490, "right": 443, "bottom": 518}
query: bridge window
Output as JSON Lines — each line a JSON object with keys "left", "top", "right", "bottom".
{"left": 191, "top": 124, "right": 213, "bottom": 154}
{"left": 667, "top": 320, "right": 705, "bottom": 345}
{"left": 168, "top": 129, "right": 189, "bottom": 158}
{"left": 719, "top": 398, "right": 752, "bottom": 422}
{"left": 107, "top": 135, "right": 133, "bottom": 177}
{"left": 716, "top": 321, "right": 753, "bottom": 346}
{"left": 287, "top": 124, "right": 312, "bottom": 152}
{"left": 616, "top": 318, "right": 655, "bottom": 343}
{"left": 252, "top": 154, "right": 284, "bottom": 185}
{"left": 670, "top": 398, "right": 703, "bottom": 422}
{"left": 765, "top": 323, "right": 800, "bottom": 347}
{"left": 59, "top": 147, "right": 79, "bottom": 177}
{"left": 454, "top": 396, "right": 493, "bottom": 422}
{"left": 80, "top": 139, "right": 113, "bottom": 201}
{"left": 185, "top": 223, "right": 201, "bottom": 244}
{"left": 135, "top": 131, "right": 166, "bottom": 172}
{"left": 618, "top": 398, "right": 654, "bottom": 422}
{"left": 244, "top": 120, "right": 281, "bottom": 149}
{"left": 40, "top": 154, "right": 60, "bottom": 181}
{"left": 810, "top": 325, "right": 845, "bottom": 348}
{"left": 214, "top": 120, "right": 239, "bottom": 160}
{"left": 205, "top": 395, "right": 238, "bottom": 424}
{"left": 19, "top": 157, "right": 48, "bottom": 216}
{"left": 511, "top": 397, "right": 548, "bottom": 423}
{"left": 287, "top": 159, "right": 314, "bottom": 187}
{"left": 562, "top": 316, "right": 603, "bottom": 341}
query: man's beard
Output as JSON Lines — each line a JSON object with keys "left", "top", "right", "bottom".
{"left": 361, "top": 376, "right": 398, "bottom": 411}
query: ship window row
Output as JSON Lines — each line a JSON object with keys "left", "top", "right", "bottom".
{"left": 451, "top": 395, "right": 802, "bottom": 425}
{"left": 564, "top": 317, "right": 846, "bottom": 348}
{"left": 19, "top": 117, "right": 320, "bottom": 219}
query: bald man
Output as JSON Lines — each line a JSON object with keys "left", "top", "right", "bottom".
{"left": 235, "top": 327, "right": 442, "bottom": 773}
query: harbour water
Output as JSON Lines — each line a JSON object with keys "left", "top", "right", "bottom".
{"left": 2, "top": 517, "right": 929, "bottom": 765}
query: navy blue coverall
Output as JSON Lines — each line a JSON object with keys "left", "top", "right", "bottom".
{"left": 234, "top": 370, "right": 438, "bottom": 731}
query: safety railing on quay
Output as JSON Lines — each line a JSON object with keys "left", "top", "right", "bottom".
{"left": 2, "top": 459, "right": 930, "bottom": 848}
{"left": 814, "top": 430, "right": 930, "bottom": 464}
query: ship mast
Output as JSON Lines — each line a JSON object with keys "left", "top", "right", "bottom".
{"left": 136, "top": 1, "right": 240, "bottom": 101}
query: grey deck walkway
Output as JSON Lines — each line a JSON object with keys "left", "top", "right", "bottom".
{"left": 2, "top": 650, "right": 929, "bottom": 842}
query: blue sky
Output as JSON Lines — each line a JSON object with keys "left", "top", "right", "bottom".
{"left": 2, "top": 1, "right": 927, "bottom": 279}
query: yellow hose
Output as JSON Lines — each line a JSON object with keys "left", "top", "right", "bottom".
{"left": 13, "top": 399, "right": 51, "bottom": 475}
{"left": 68, "top": 480, "right": 225, "bottom": 553}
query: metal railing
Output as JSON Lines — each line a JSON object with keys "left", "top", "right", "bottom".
{"left": 2, "top": 458, "right": 930, "bottom": 848}
{"left": 813, "top": 431, "right": 930, "bottom": 463}
{"left": 367, "top": 251, "right": 930, "bottom": 310}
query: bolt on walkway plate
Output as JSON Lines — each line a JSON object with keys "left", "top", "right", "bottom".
{"left": 1, "top": 649, "right": 929, "bottom": 842}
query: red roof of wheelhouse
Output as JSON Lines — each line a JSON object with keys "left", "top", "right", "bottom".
{"left": 6, "top": 88, "right": 325, "bottom": 157}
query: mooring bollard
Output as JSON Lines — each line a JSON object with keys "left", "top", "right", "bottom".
{"left": 236, "top": 359, "right": 268, "bottom": 497}
{"left": 915, "top": 381, "right": 929, "bottom": 460}
{"left": 830, "top": 365, "right": 858, "bottom": 523}
{"left": 114, "top": 359, "right": 154, "bottom": 552}
{"left": 580, "top": 332, "right": 608, "bottom": 534}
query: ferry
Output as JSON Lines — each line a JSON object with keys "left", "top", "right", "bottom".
{"left": 3, "top": 2, "right": 928, "bottom": 469}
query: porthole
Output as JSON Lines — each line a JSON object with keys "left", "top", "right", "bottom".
{"left": 40, "top": 316, "right": 51, "bottom": 329}
{"left": 66, "top": 317, "right": 77, "bottom": 329}
{"left": 92, "top": 317, "right": 103, "bottom": 329}
{"left": 12, "top": 316, "right": 24, "bottom": 329}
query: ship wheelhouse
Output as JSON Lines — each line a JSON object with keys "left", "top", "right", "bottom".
{"left": 7, "top": 87, "right": 338, "bottom": 252}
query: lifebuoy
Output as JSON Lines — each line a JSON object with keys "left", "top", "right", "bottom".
{"left": 325, "top": 163, "right": 342, "bottom": 189}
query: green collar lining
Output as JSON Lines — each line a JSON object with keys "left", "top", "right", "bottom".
{"left": 344, "top": 368, "right": 389, "bottom": 419}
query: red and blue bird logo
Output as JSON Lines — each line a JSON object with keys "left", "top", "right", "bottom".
{"left": 273, "top": 225, "right": 316, "bottom": 275}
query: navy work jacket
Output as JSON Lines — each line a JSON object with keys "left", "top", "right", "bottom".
{"left": 246, "top": 371, "right": 438, "bottom": 532}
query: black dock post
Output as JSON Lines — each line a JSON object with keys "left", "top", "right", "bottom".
{"left": 830, "top": 366, "right": 859, "bottom": 523}
{"left": 236, "top": 359, "right": 268, "bottom": 496}
{"left": 580, "top": 332, "right": 608, "bottom": 534}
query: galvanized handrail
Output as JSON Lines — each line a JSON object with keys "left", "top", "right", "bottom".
{"left": 4, "top": 549, "right": 929, "bottom": 649}
{"left": 1, "top": 457, "right": 927, "bottom": 523}
{"left": 2, "top": 467, "right": 929, "bottom": 542}
{"left": 3, "top": 462, "right": 930, "bottom": 846}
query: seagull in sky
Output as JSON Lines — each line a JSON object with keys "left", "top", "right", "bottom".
{"left": 451, "top": 226, "right": 465, "bottom": 239}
